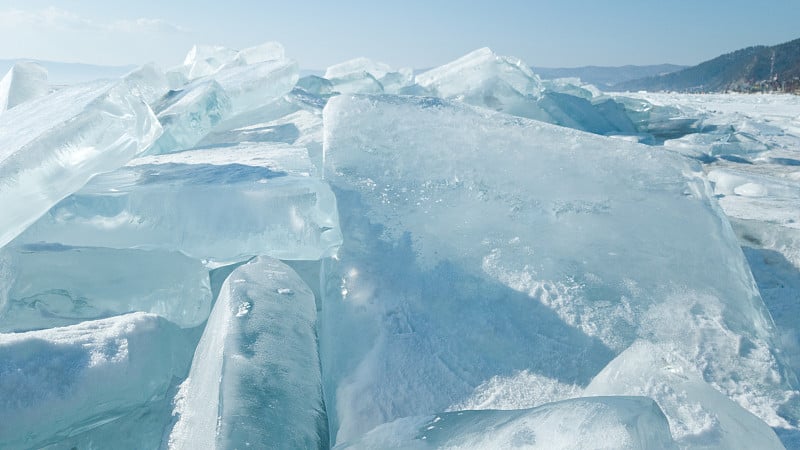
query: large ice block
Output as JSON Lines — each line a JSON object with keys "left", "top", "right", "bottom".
{"left": 336, "top": 396, "right": 675, "bottom": 450}
{"left": 585, "top": 341, "right": 785, "bottom": 449}
{"left": 0, "top": 244, "right": 212, "bottom": 331}
{"left": 150, "top": 80, "right": 232, "bottom": 153}
{"left": 0, "top": 76, "right": 163, "bottom": 249}
{"left": 16, "top": 143, "right": 341, "bottom": 262}
{"left": 169, "top": 257, "right": 326, "bottom": 449}
{"left": 320, "top": 94, "right": 793, "bottom": 442}
{"left": 0, "top": 312, "right": 195, "bottom": 449}
{"left": 0, "top": 61, "right": 48, "bottom": 112}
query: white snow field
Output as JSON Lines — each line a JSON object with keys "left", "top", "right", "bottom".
{"left": 0, "top": 43, "right": 799, "bottom": 449}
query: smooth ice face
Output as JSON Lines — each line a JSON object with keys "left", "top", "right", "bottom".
{"left": 150, "top": 80, "right": 232, "bottom": 153}
{"left": 585, "top": 341, "right": 785, "bottom": 449}
{"left": 415, "top": 47, "right": 543, "bottom": 99}
{"left": 16, "top": 143, "right": 341, "bottom": 262}
{"left": 0, "top": 61, "right": 48, "bottom": 112}
{"left": 320, "top": 95, "right": 790, "bottom": 442}
{"left": 169, "top": 257, "right": 326, "bottom": 450}
{"left": 0, "top": 313, "right": 195, "bottom": 449}
{"left": 0, "top": 245, "right": 212, "bottom": 331}
{"left": 336, "top": 396, "right": 676, "bottom": 450}
{"left": 0, "top": 76, "right": 163, "bottom": 250}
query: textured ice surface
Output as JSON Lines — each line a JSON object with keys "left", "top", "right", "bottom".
{"left": 320, "top": 94, "right": 791, "bottom": 443}
{"left": 0, "top": 312, "right": 194, "bottom": 449}
{"left": 169, "top": 257, "right": 326, "bottom": 449}
{"left": 16, "top": 143, "right": 341, "bottom": 262}
{"left": 336, "top": 396, "right": 675, "bottom": 450}
{"left": 0, "top": 61, "right": 48, "bottom": 112}
{"left": 0, "top": 245, "right": 211, "bottom": 331}
{"left": 0, "top": 75, "right": 162, "bottom": 249}
{"left": 585, "top": 341, "right": 785, "bottom": 449}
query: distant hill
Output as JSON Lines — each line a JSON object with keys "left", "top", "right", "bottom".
{"left": 615, "top": 38, "right": 800, "bottom": 93}
{"left": 0, "top": 59, "right": 136, "bottom": 85}
{"left": 531, "top": 64, "right": 687, "bottom": 88}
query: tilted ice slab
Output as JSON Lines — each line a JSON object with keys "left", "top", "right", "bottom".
{"left": 149, "top": 80, "right": 232, "bottom": 154}
{"left": 16, "top": 143, "right": 341, "bottom": 262}
{"left": 169, "top": 257, "right": 326, "bottom": 450}
{"left": 0, "top": 244, "right": 212, "bottom": 331}
{"left": 0, "top": 312, "right": 195, "bottom": 449}
{"left": 182, "top": 44, "right": 239, "bottom": 80}
{"left": 320, "top": 94, "right": 792, "bottom": 442}
{"left": 416, "top": 47, "right": 543, "bottom": 99}
{"left": 214, "top": 58, "right": 299, "bottom": 116}
{"left": 151, "top": 57, "right": 299, "bottom": 154}
{"left": 0, "top": 74, "right": 163, "bottom": 249}
{"left": 0, "top": 61, "right": 48, "bottom": 112}
{"left": 585, "top": 341, "right": 785, "bottom": 449}
{"left": 336, "top": 396, "right": 675, "bottom": 450}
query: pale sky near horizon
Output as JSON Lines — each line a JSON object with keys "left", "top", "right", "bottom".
{"left": 0, "top": 0, "right": 798, "bottom": 70}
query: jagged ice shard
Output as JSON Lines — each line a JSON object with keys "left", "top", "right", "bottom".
{"left": 0, "top": 61, "right": 48, "bottom": 112}
{"left": 320, "top": 94, "right": 795, "bottom": 443}
{"left": 0, "top": 76, "right": 163, "bottom": 249}
{"left": 169, "top": 257, "right": 326, "bottom": 450}
{"left": 15, "top": 143, "right": 341, "bottom": 262}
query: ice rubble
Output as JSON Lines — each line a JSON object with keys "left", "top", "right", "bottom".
{"left": 170, "top": 257, "right": 326, "bottom": 449}
{"left": 0, "top": 73, "right": 163, "bottom": 249}
{"left": 336, "top": 396, "right": 676, "bottom": 449}
{"left": 1, "top": 41, "right": 799, "bottom": 450}
{"left": 0, "top": 312, "right": 195, "bottom": 449}
{"left": 0, "top": 245, "right": 212, "bottom": 331}
{"left": 15, "top": 143, "right": 341, "bottom": 262}
{"left": 0, "top": 61, "right": 48, "bottom": 112}
{"left": 320, "top": 94, "right": 794, "bottom": 444}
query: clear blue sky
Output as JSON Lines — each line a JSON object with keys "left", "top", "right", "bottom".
{"left": 1, "top": 0, "right": 798, "bottom": 70}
